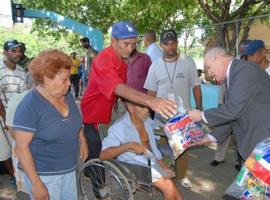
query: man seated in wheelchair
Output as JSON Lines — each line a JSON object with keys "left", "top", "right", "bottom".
{"left": 100, "top": 100, "right": 183, "bottom": 200}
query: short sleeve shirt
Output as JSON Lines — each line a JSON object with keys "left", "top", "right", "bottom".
{"left": 6, "top": 90, "right": 28, "bottom": 127}
{"left": 126, "top": 52, "right": 151, "bottom": 93}
{"left": 145, "top": 43, "right": 163, "bottom": 63}
{"left": 85, "top": 47, "right": 98, "bottom": 75}
{"left": 102, "top": 112, "right": 163, "bottom": 166}
{"left": 70, "top": 58, "right": 80, "bottom": 75}
{"left": 81, "top": 45, "right": 127, "bottom": 124}
{"left": 0, "top": 60, "right": 26, "bottom": 108}
{"left": 144, "top": 55, "right": 200, "bottom": 110}
{"left": 13, "top": 90, "right": 82, "bottom": 175}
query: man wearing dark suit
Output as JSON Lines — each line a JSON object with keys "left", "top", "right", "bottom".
{"left": 188, "top": 47, "right": 270, "bottom": 161}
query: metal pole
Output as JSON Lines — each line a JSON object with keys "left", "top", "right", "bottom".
{"left": 235, "top": 21, "right": 239, "bottom": 57}
{"left": 180, "top": 13, "right": 270, "bottom": 33}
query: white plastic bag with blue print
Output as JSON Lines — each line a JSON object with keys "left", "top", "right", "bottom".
{"left": 164, "top": 96, "right": 209, "bottom": 159}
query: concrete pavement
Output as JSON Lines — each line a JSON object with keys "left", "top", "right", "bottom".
{"left": 0, "top": 142, "right": 238, "bottom": 200}
{"left": 0, "top": 98, "right": 239, "bottom": 199}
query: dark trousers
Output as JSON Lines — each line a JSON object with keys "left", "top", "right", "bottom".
{"left": 70, "top": 74, "right": 80, "bottom": 97}
{"left": 83, "top": 124, "right": 104, "bottom": 199}
{"left": 84, "top": 124, "right": 102, "bottom": 160}
{"left": 236, "top": 150, "right": 245, "bottom": 171}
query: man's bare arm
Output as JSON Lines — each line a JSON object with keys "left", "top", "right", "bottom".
{"left": 115, "top": 84, "right": 176, "bottom": 118}
{"left": 193, "top": 85, "right": 202, "bottom": 109}
{"left": 147, "top": 90, "right": 157, "bottom": 97}
{"left": 100, "top": 142, "right": 146, "bottom": 160}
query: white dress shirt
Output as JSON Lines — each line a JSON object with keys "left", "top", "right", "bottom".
{"left": 202, "top": 59, "right": 233, "bottom": 142}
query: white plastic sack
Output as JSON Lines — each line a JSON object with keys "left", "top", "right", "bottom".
{"left": 164, "top": 113, "right": 209, "bottom": 159}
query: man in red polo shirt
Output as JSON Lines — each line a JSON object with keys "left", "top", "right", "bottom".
{"left": 81, "top": 21, "right": 176, "bottom": 161}
{"left": 81, "top": 21, "right": 177, "bottom": 199}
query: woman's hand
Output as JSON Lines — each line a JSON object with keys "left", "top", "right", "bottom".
{"left": 80, "top": 141, "right": 89, "bottom": 162}
{"left": 79, "top": 128, "right": 89, "bottom": 162}
{"left": 32, "top": 181, "right": 49, "bottom": 200}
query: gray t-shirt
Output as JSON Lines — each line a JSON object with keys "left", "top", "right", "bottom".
{"left": 144, "top": 54, "right": 200, "bottom": 110}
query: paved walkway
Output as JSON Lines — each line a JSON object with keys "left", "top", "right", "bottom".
{"left": 0, "top": 98, "right": 239, "bottom": 199}
{"left": 0, "top": 142, "right": 238, "bottom": 200}
{"left": 187, "top": 144, "right": 238, "bottom": 199}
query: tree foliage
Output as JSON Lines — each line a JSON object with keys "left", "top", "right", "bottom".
{"left": 198, "top": 0, "right": 270, "bottom": 51}
{"left": 18, "top": 0, "right": 270, "bottom": 53}
{"left": 19, "top": 0, "right": 202, "bottom": 34}
{"left": 0, "top": 25, "right": 84, "bottom": 59}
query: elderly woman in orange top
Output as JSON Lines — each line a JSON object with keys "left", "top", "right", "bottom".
{"left": 13, "top": 49, "right": 88, "bottom": 200}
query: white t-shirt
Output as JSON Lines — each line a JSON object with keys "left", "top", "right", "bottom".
{"left": 144, "top": 54, "right": 200, "bottom": 110}
{"left": 0, "top": 60, "right": 26, "bottom": 108}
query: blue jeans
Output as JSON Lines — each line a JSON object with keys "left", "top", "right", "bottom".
{"left": 24, "top": 170, "right": 77, "bottom": 200}
{"left": 81, "top": 68, "right": 88, "bottom": 87}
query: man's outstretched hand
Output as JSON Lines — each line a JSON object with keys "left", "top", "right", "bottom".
{"left": 148, "top": 98, "right": 177, "bottom": 119}
{"left": 188, "top": 109, "right": 203, "bottom": 122}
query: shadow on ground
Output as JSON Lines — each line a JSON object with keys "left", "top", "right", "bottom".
{"left": 186, "top": 144, "right": 238, "bottom": 200}
{"left": 0, "top": 142, "right": 238, "bottom": 200}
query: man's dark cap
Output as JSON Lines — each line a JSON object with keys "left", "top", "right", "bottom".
{"left": 80, "top": 37, "right": 90, "bottom": 43}
{"left": 160, "top": 29, "right": 178, "bottom": 43}
{"left": 20, "top": 42, "right": 26, "bottom": 52}
{"left": 3, "top": 39, "right": 23, "bottom": 51}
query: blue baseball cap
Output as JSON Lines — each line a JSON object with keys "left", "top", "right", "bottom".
{"left": 111, "top": 21, "right": 137, "bottom": 39}
{"left": 239, "top": 40, "right": 251, "bottom": 56}
{"left": 243, "top": 40, "right": 265, "bottom": 56}
{"left": 3, "top": 39, "right": 23, "bottom": 51}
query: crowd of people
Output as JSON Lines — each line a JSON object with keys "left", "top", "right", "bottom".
{"left": 0, "top": 20, "right": 270, "bottom": 200}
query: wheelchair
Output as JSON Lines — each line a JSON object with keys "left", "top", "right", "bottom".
{"left": 78, "top": 124, "right": 156, "bottom": 200}
{"left": 79, "top": 158, "right": 154, "bottom": 200}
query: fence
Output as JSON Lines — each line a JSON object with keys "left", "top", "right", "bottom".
{"left": 177, "top": 14, "right": 270, "bottom": 69}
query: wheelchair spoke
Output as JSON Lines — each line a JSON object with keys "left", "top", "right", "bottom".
{"left": 79, "top": 159, "right": 133, "bottom": 200}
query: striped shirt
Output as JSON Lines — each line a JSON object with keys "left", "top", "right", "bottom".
{"left": 0, "top": 60, "right": 26, "bottom": 107}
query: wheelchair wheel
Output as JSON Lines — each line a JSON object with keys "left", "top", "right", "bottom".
{"left": 79, "top": 159, "right": 134, "bottom": 200}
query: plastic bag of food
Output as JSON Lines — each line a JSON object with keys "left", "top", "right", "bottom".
{"left": 224, "top": 138, "right": 270, "bottom": 199}
{"left": 164, "top": 113, "right": 209, "bottom": 159}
